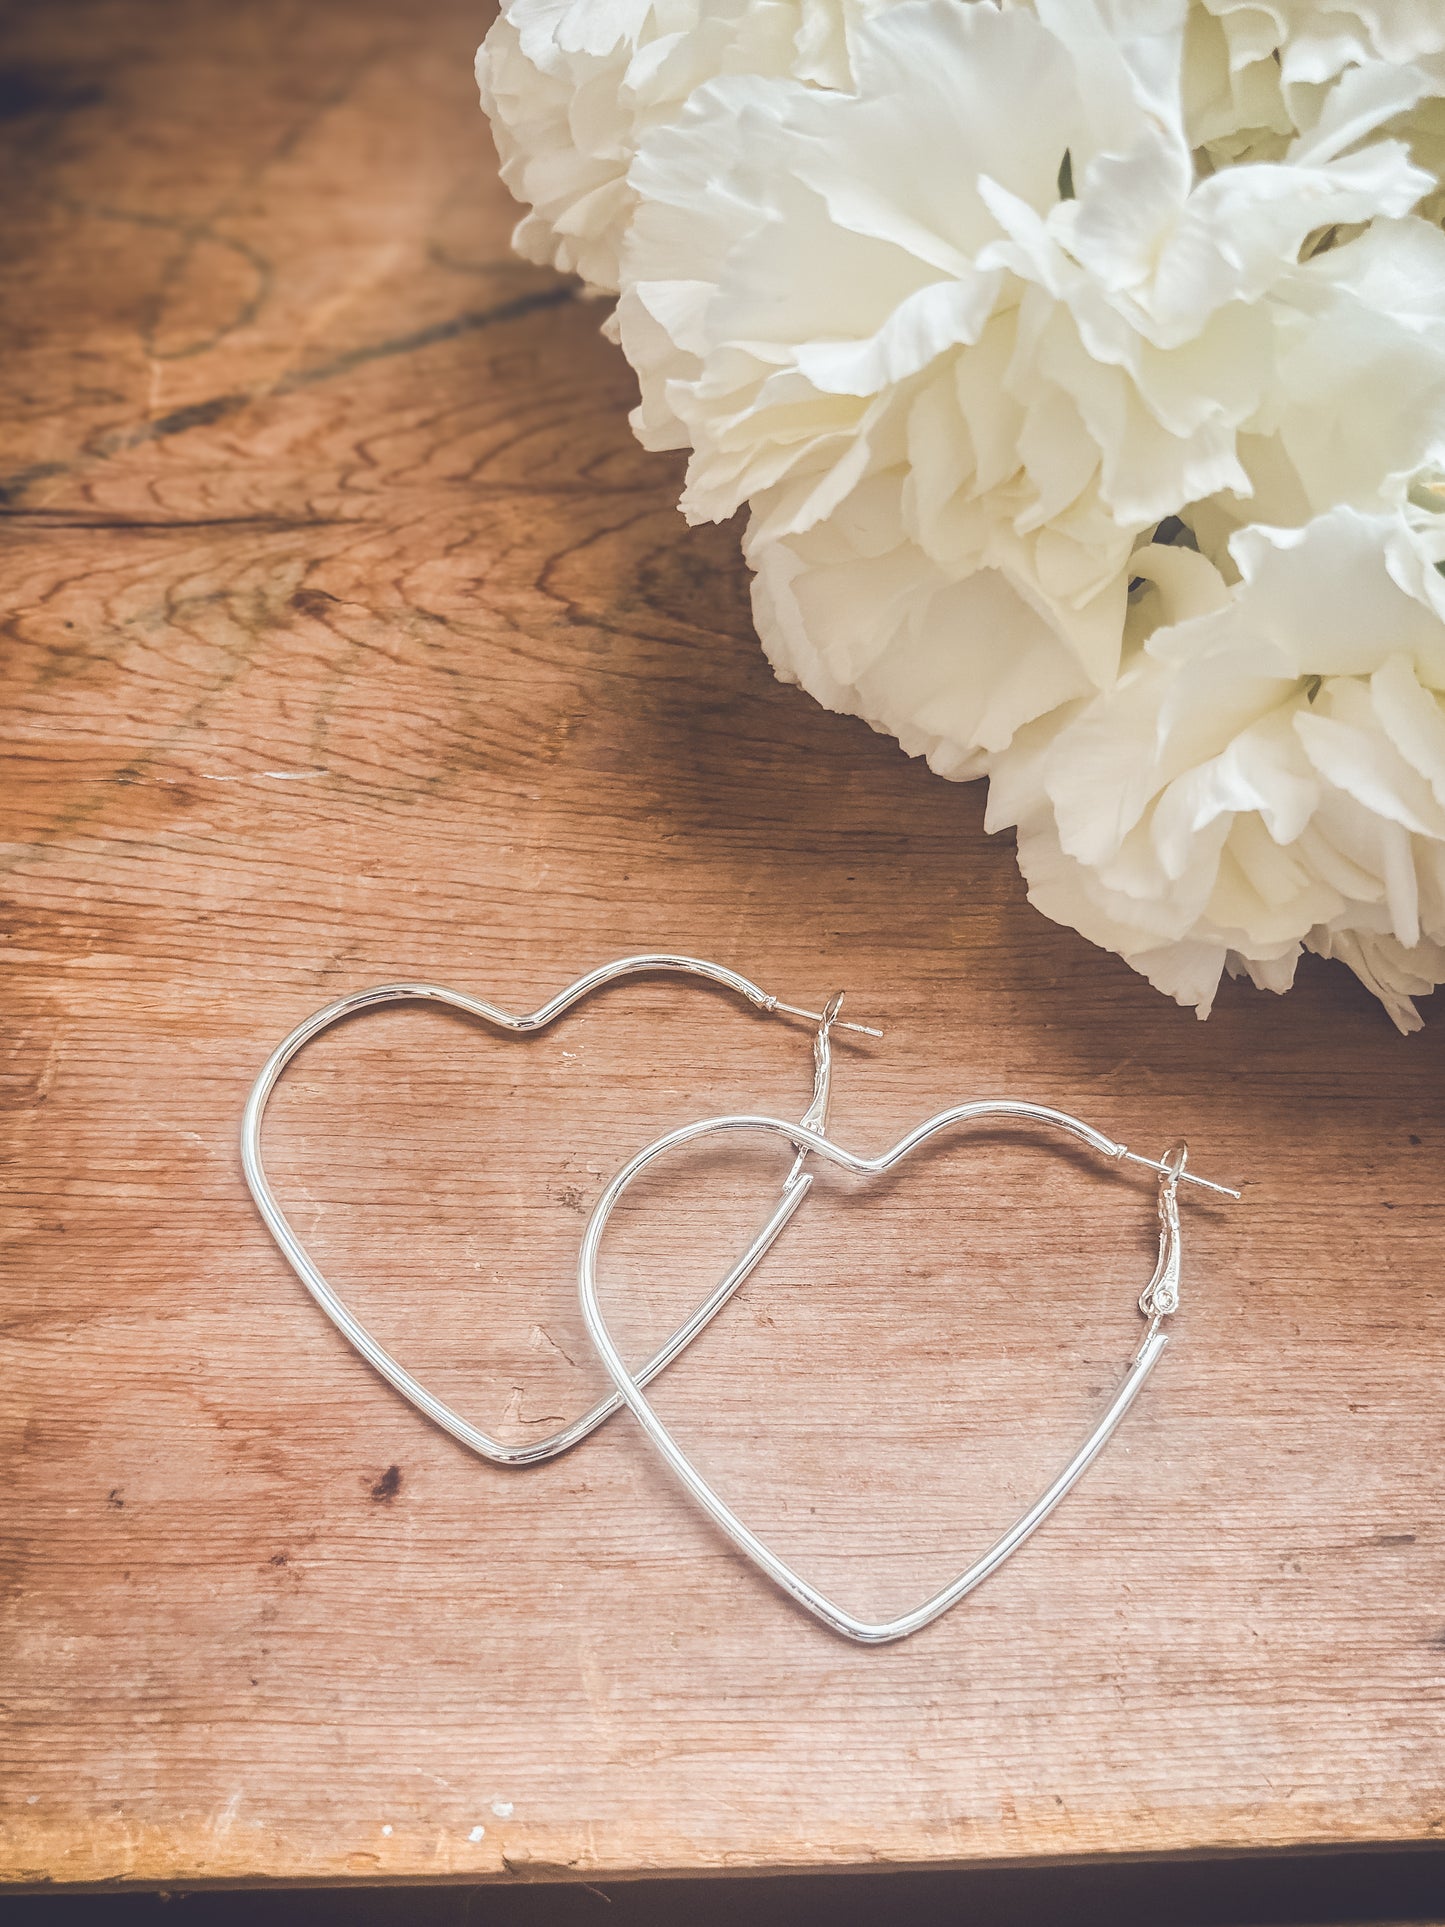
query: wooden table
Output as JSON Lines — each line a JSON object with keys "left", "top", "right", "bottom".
{"left": 3, "top": 0, "right": 1443, "bottom": 1894}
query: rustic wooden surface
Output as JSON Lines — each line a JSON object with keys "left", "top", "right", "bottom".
{"left": 2, "top": 0, "right": 1443, "bottom": 1894}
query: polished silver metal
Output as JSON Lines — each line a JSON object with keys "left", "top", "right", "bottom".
{"left": 241, "top": 956, "right": 871, "bottom": 1467}
{"left": 578, "top": 1103, "right": 1237, "bottom": 1644}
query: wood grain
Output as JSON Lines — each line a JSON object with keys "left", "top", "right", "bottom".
{"left": 1, "top": 0, "right": 1443, "bottom": 1893}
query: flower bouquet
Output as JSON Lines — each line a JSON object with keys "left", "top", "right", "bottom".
{"left": 478, "top": 1, "right": 1445, "bottom": 1031}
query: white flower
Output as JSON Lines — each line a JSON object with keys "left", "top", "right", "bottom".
{"left": 618, "top": 0, "right": 1437, "bottom": 704}
{"left": 988, "top": 495, "right": 1445, "bottom": 1030}
{"left": 479, "top": 0, "right": 1445, "bottom": 1028}
{"left": 746, "top": 469, "right": 1095, "bottom": 780}
{"left": 1182, "top": 4, "right": 1295, "bottom": 155}
{"left": 1201, "top": 1, "right": 1445, "bottom": 91}
{"left": 476, "top": 0, "right": 864, "bottom": 297}
{"left": 1393, "top": 70, "right": 1445, "bottom": 230}
{"left": 1188, "top": 4, "right": 1445, "bottom": 198}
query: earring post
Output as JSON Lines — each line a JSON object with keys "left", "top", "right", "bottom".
{"left": 1119, "top": 1148, "right": 1240, "bottom": 1199}
{"left": 769, "top": 997, "right": 883, "bottom": 1039}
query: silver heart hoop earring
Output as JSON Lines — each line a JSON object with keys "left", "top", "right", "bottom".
{"left": 241, "top": 956, "right": 879, "bottom": 1468}
{"left": 578, "top": 1103, "right": 1239, "bottom": 1644}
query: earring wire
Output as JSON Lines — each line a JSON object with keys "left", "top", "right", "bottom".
{"left": 241, "top": 956, "right": 872, "bottom": 1467}
{"left": 765, "top": 996, "right": 883, "bottom": 1038}
{"left": 1116, "top": 1147, "right": 1240, "bottom": 1198}
{"left": 577, "top": 1102, "right": 1238, "bottom": 1644}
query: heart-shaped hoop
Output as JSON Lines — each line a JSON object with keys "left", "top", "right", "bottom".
{"left": 578, "top": 1103, "right": 1238, "bottom": 1643}
{"left": 241, "top": 956, "right": 876, "bottom": 1467}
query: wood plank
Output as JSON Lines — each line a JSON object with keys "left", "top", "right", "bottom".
{"left": 2, "top": 0, "right": 1443, "bottom": 1891}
